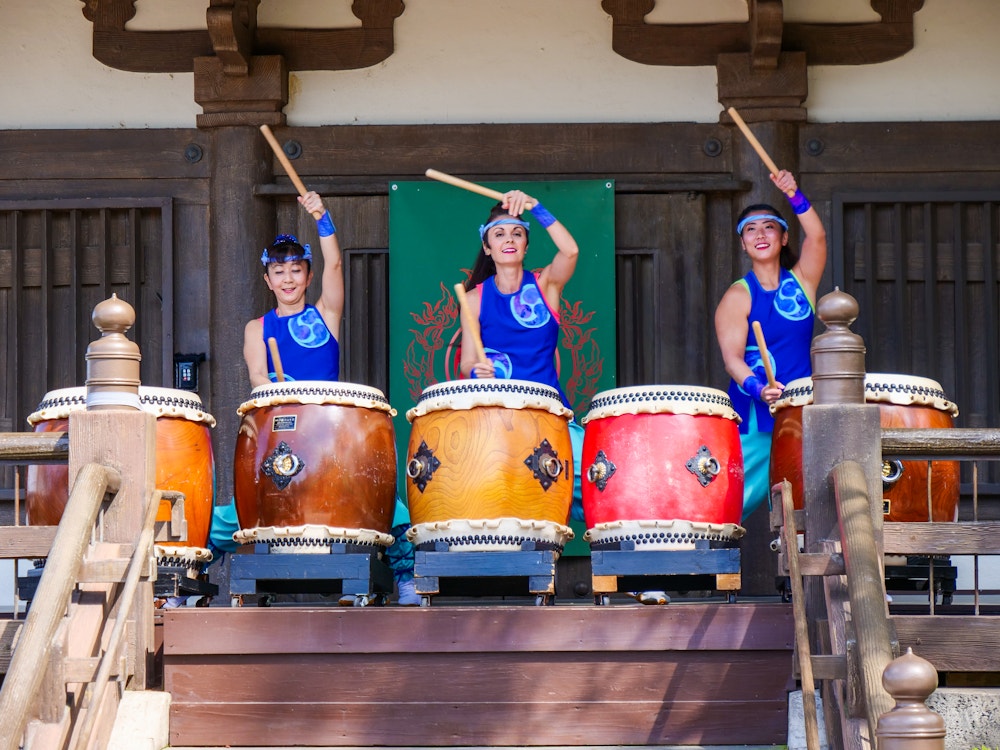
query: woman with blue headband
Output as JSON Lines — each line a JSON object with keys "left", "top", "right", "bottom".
{"left": 459, "top": 189, "right": 579, "bottom": 403}
{"left": 243, "top": 190, "right": 344, "bottom": 387}
{"left": 714, "top": 169, "right": 828, "bottom": 521}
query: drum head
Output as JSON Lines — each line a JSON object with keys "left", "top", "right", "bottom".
{"left": 582, "top": 385, "right": 740, "bottom": 425}
{"left": 771, "top": 373, "right": 958, "bottom": 417}
{"left": 28, "top": 385, "right": 215, "bottom": 426}
{"left": 238, "top": 380, "right": 396, "bottom": 416}
{"left": 405, "top": 379, "right": 572, "bottom": 422}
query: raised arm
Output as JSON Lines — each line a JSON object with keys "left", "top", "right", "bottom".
{"left": 299, "top": 191, "right": 345, "bottom": 339}
{"left": 772, "top": 170, "right": 827, "bottom": 300}
{"left": 502, "top": 191, "right": 579, "bottom": 307}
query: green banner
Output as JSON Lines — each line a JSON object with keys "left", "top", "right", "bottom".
{"left": 388, "top": 179, "right": 616, "bottom": 502}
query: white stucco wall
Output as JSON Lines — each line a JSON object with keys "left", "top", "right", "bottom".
{"left": 1, "top": 0, "right": 997, "bottom": 130}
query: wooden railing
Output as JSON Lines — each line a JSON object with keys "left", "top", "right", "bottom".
{"left": 0, "top": 436, "right": 159, "bottom": 750}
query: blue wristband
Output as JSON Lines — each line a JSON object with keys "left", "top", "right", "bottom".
{"left": 530, "top": 203, "right": 557, "bottom": 229}
{"left": 316, "top": 212, "right": 336, "bottom": 237}
{"left": 787, "top": 189, "right": 811, "bottom": 215}
{"left": 742, "top": 375, "right": 765, "bottom": 402}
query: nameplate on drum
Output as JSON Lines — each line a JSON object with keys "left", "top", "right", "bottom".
{"left": 272, "top": 415, "right": 298, "bottom": 432}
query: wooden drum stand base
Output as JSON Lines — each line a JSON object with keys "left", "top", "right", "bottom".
{"left": 590, "top": 539, "right": 742, "bottom": 605}
{"left": 229, "top": 542, "right": 393, "bottom": 607}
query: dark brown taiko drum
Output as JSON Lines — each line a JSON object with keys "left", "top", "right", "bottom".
{"left": 770, "top": 374, "right": 960, "bottom": 522}
{"left": 233, "top": 381, "right": 397, "bottom": 551}
{"left": 26, "top": 386, "right": 216, "bottom": 564}
{"left": 404, "top": 379, "right": 574, "bottom": 551}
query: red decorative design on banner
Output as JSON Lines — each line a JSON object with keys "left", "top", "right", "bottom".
{"left": 403, "top": 282, "right": 459, "bottom": 402}
{"left": 560, "top": 299, "right": 603, "bottom": 414}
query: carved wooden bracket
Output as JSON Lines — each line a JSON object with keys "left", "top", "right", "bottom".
{"left": 601, "top": 0, "right": 925, "bottom": 120}
{"left": 81, "top": 0, "right": 405, "bottom": 73}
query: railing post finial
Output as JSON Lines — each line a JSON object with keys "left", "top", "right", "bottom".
{"left": 811, "top": 287, "right": 866, "bottom": 405}
{"left": 85, "top": 293, "right": 142, "bottom": 411}
{"left": 875, "top": 647, "right": 946, "bottom": 748}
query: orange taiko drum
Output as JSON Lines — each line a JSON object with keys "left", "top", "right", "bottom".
{"left": 26, "top": 386, "right": 217, "bottom": 569}
{"left": 580, "top": 385, "right": 746, "bottom": 549}
{"left": 404, "top": 379, "right": 574, "bottom": 551}
{"left": 233, "top": 381, "right": 398, "bottom": 552}
{"left": 770, "top": 373, "right": 960, "bottom": 522}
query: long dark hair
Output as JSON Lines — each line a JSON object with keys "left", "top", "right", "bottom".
{"left": 463, "top": 202, "right": 529, "bottom": 290}
{"left": 737, "top": 203, "right": 796, "bottom": 269}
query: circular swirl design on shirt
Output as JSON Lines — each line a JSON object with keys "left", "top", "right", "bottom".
{"left": 485, "top": 348, "right": 513, "bottom": 380}
{"left": 509, "top": 283, "right": 551, "bottom": 329}
{"left": 742, "top": 345, "right": 776, "bottom": 390}
{"left": 774, "top": 277, "right": 811, "bottom": 321}
{"left": 287, "top": 307, "right": 331, "bottom": 349}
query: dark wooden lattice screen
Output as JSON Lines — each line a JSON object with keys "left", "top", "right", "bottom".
{"left": 0, "top": 198, "right": 173, "bottom": 490}
{"left": 833, "top": 191, "right": 1000, "bottom": 491}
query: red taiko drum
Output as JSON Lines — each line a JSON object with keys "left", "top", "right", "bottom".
{"left": 770, "top": 373, "right": 960, "bottom": 522}
{"left": 26, "top": 386, "right": 216, "bottom": 566}
{"left": 580, "top": 385, "right": 745, "bottom": 548}
{"left": 405, "top": 379, "right": 574, "bottom": 551}
{"left": 233, "top": 381, "right": 397, "bottom": 551}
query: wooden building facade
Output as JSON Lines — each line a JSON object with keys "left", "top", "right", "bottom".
{"left": 3, "top": 1, "right": 1000, "bottom": 594}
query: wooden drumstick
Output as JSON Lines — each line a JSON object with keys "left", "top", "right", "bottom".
{"left": 751, "top": 321, "right": 778, "bottom": 390}
{"left": 726, "top": 107, "right": 795, "bottom": 197}
{"left": 267, "top": 337, "right": 286, "bottom": 383}
{"left": 453, "top": 282, "right": 488, "bottom": 365}
{"left": 426, "top": 169, "right": 535, "bottom": 210}
{"left": 259, "top": 124, "right": 324, "bottom": 220}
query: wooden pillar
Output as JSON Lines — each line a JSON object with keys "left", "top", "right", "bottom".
{"left": 732, "top": 118, "right": 801, "bottom": 596}
{"left": 801, "top": 290, "right": 883, "bottom": 747}
{"left": 207, "top": 126, "right": 274, "bottom": 519}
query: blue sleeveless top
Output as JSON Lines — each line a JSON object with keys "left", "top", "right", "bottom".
{"left": 262, "top": 304, "right": 339, "bottom": 382}
{"left": 476, "top": 272, "right": 569, "bottom": 407}
{"left": 727, "top": 268, "right": 814, "bottom": 433}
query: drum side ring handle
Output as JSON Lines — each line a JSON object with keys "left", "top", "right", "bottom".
{"left": 524, "top": 438, "right": 562, "bottom": 491}
{"left": 685, "top": 445, "right": 720, "bottom": 487}
{"left": 586, "top": 449, "right": 617, "bottom": 492}
{"left": 407, "top": 440, "right": 440, "bottom": 493}
{"left": 260, "top": 440, "right": 305, "bottom": 491}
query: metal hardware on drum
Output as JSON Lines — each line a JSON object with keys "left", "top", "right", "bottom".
{"left": 685, "top": 444, "right": 721, "bottom": 487}
{"left": 586, "top": 450, "right": 616, "bottom": 492}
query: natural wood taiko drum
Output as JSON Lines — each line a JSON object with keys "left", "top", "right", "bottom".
{"left": 26, "top": 386, "right": 217, "bottom": 567}
{"left": 580, "top": 385, "right": 746, "bottom": 548}
{"left": 404, "top": 379, "right": 575, "bottom": 551}
{"left": 233, "top": 381, "right": 398, "bottom": 552}
{"left": 770, "top": 373, "right": 960, "bottom": 522}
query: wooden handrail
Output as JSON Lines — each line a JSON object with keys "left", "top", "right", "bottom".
{"left": 70, "top": 489, "right": 161, "bottom": 749}
{"left": 831, "top": 460, "right": 896, "bottom": 736}
{"left": 882, "top": 426, "right": 1000, "bottom": 458}
{"left": 0, "top": 462, "right": 121, "bottom": 750}
{"left": 0, "top": 432, "right": 69, "bottom": 464}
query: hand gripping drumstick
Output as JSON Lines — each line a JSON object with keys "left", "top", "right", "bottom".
{"left": 726, "top": 107, "right": 795, "bottom": 197}
{"left": 453, "top": 283, "right": 489, "bottom": 366}
{"left": 259, "top": 124, "right": 325, "bottom": 220}
{"left": 426, "top": 169, "right": 535, "bottom": 210}
{"left": 267, "top": 337, "right": 286, "bottom": 383}
{"left": 751, "top": 321, "right": 778, "bottom": 390}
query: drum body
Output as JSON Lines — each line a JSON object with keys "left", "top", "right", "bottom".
{"left": 26, "top": 387, "right": 216, "bottom": 559}
{"left": 770, "top": 374, "right": 960, "bottom": 522}
{"left": 581, "top": 386, "right": 745, "bottom": 548}
{"left": 233, "top": 381, "right": 397, "bottom": 551}
{"left": 405, "top": 380, "right": 574, "bottom": 550}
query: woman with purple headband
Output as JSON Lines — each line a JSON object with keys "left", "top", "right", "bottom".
{"left": 714, "top": 169, "right": 828, "bottom": 521}
{"left": 243, "top": 190, "right": 344, "bottom": 387}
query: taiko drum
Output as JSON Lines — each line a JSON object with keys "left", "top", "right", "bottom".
{"left": 770, "top": 373, "right": 960, "bottom": 522}
{"left": 233, "top": 381, "right": 397, "bottom": 550}
{"left": 26, "top": 386, "right": 216, "bottom": 553}
{"left": 404, "top": 379, "right": 574, "bottom": 550}
{"left": 580, "top": 385, "right": 745, "bottom": 548}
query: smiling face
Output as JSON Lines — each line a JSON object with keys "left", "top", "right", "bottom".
{"left": 264, "top": 260, "right": 313, "bottom": 307}
{"left": 739, "top": 212, "right": 788, "bottom": 261}
{"left": 482, "top": 218, "right": 528, "bottom": 264}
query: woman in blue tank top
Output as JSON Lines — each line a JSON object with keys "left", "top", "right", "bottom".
{"left": 242, "top": 191, "right": 344, "bottom": 387}
{"left": 714, "top": 170, "right": 828, "bottom": 521}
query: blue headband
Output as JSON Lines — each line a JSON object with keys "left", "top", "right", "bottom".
{"left": 261, "top": 234, "right": 312, "bottom": 266}
{"left": 479, "top": 217, "right": 530, "bottom": 241}
{"left": 736, "top": 214, "right": 788, "bottom": 235}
